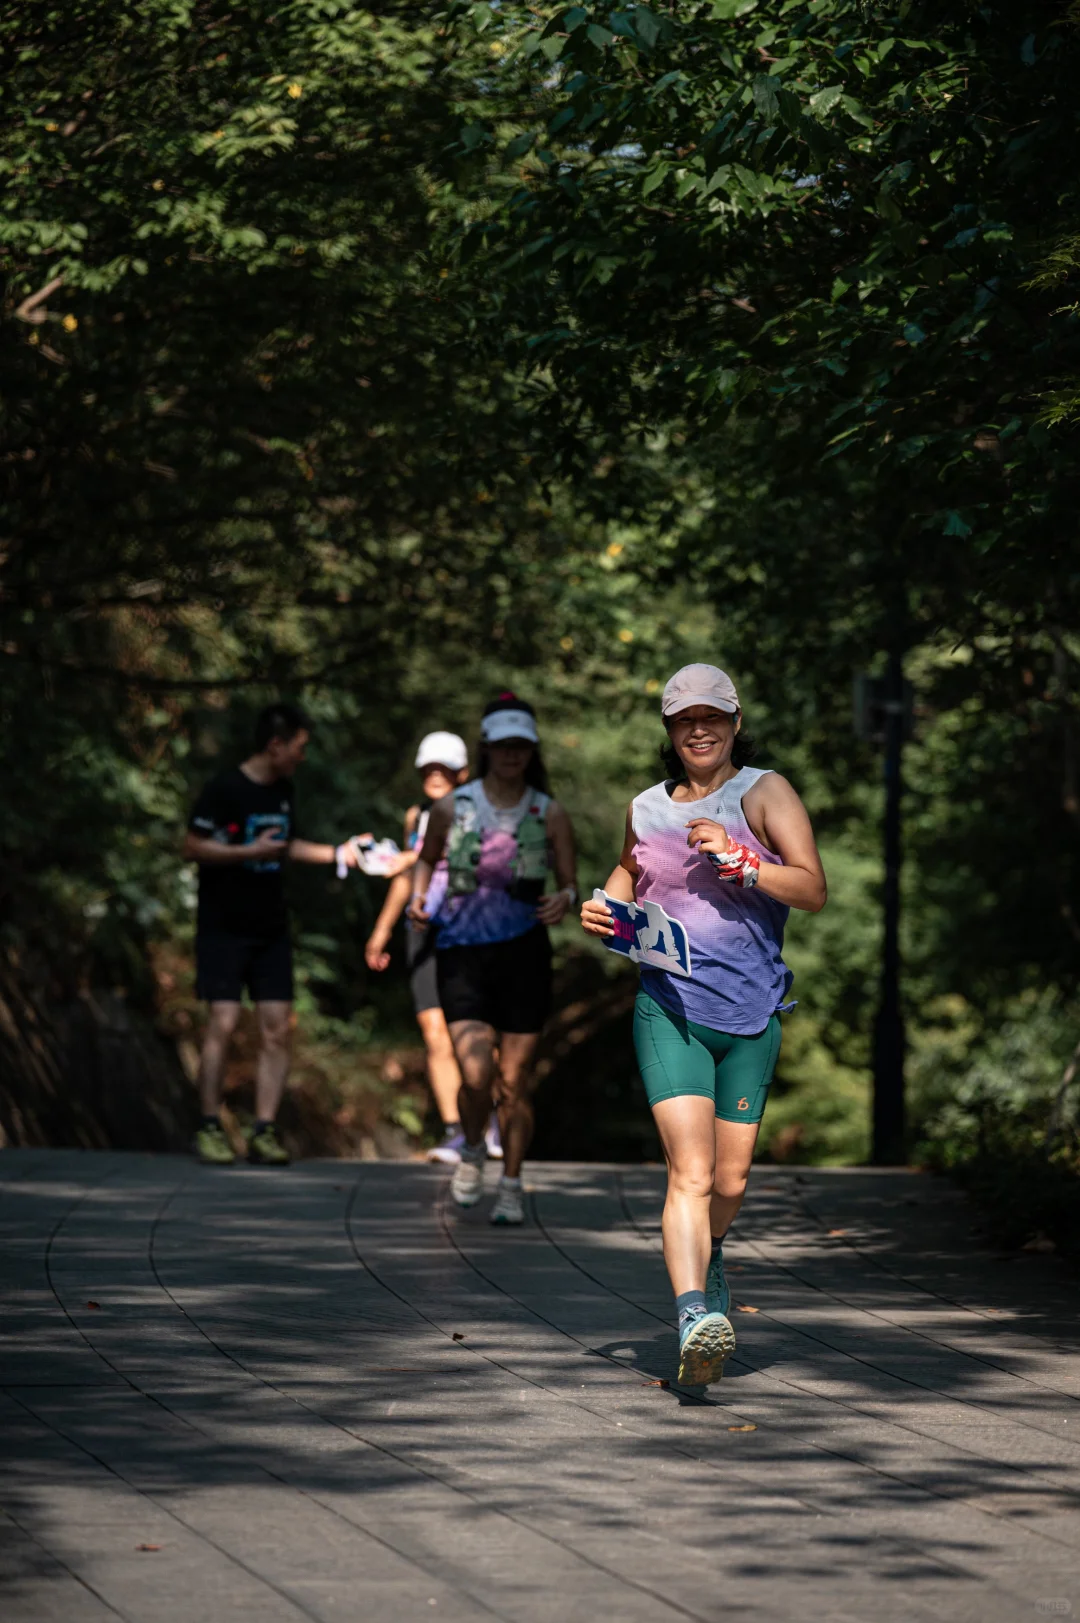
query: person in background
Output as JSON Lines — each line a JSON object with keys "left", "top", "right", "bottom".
{"left": 365, "top": 732, "right": 502, "bottom": 1165}
{"left": 184, "top": 702, "right": 366, "bottom": 1167}
{"left": 409, "top": 694, "right": 578, "bottom": 1225}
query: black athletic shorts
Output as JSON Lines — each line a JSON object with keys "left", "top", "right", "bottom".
{"left": 195, "top": 932, "right": 294, "bottom": 1004}
{"left": 436, "top": 925, "right": 552, "bottom": 1034}
{"left": 406, "top": 924, "right": 440, "bottom": 1016}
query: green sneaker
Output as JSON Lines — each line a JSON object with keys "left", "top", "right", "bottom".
{"left": 194, "top": 1122, "right": 236, "bottom": 1166}
{"left": 247, "top": 1122, "right": 290, "bottom": 1166}
{"left": 705, "top": 1244, "right": 731, "bottom": 1317}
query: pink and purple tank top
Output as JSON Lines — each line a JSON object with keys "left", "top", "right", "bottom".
{"left": 631, "top": 768, "right": 793, "bottom": 1035}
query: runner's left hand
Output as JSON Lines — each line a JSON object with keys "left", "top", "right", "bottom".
{"left": 536, "top": 888, "right": 573, "bottom": 926}
{"left": 686, "top": 818, "right": 731, "bottom": 857}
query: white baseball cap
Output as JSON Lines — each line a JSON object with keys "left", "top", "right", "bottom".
{"left": 415, "top": 731, "right": 468, "bottom": 772}
{"left": 480, "top": 708, "right": 540, "bottom": 745}
{"left": 661, "top": 663, "right": 740, "bottom": 718}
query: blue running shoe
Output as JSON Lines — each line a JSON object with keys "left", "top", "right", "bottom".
{"left": 678, "top": 1311, "right": 736, "bottom": 1386}
{"left": 705, "top": 1244, "right": 731, "bottom": 1317}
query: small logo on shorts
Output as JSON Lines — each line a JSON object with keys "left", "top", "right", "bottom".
{"left": 737, "top": 1096, "right": 750, "bottom": 1112}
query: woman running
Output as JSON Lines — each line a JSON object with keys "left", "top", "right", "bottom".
{"left": 364, "top": 732, "right": 478, "bottom": 1164}
{"left": 409, "top": 694, "right": 578, "bottom": 1225}
{"left": 580, "top": 664, "right": 826, "bottom": 1385}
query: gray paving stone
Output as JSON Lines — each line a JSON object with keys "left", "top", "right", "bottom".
{"left": 1, "top": 1150, "right": 1078, "bottom": 1622}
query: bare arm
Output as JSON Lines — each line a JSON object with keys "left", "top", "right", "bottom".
{"left": 536, "top": 801, "right": 578, "bottom": 926}
{"left": 580, "top": 805, "right": 639, "bottom": 938}
{"left": 183, "top": 829, "right": 287, "bottom": 865}
{"left": 366, "top": 808, "right": 420, "bottom": 971}
{"left": 407, "top": 796, "right": 454, "bottom": 925}
{"left": 686, "top": 774, "right": 827, "bottom": 913}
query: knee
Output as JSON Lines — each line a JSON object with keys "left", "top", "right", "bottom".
{"left": 206, "top": 1005, "right": 241, "bottom": 1043}
{"left": 497, "top": 1064, "right": 529, "bottom": 1101}
{"left": 258, "top": 1013, "right": 291, "bottom": 1052}
{"left": 714, "top": 1165, "right": 749, "bottom": 1202}
{"left": 424, "top": 1025, "right": 456, "bottom": 1063}
{"left": 668, "top": 1159, "right": 715, "bottom": 1201}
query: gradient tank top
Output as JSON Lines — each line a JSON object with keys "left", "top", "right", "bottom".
{"left": 631, "top": 768, "right": 792, "bottom": 1035}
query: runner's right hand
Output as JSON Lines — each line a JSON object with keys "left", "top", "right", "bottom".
{"left": 247, "top": 828, "right": 287, "bottom": 860}
{"left": 580, "top": 897, "right": 614, "bottom": 937}
{"left": 364, "top": 934, "right": 391, "bottom": 972}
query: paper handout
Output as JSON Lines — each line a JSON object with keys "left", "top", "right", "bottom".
{"left": 593, "top": 889, "right": 692, "bottom": 978}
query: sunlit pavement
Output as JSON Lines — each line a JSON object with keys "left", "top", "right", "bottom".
{"left": 2, "top": 1152, "right": 1078, "bottom": 1622}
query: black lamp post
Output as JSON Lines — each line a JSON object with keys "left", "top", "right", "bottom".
{"left": 855, "top": 651, "right": 912, "bottom": 1165}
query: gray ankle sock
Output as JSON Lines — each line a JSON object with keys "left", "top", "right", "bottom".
{"left": 676, "top": 1289, "right": 708, "bottom": 1334}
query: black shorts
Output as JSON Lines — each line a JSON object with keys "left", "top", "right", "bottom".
{"left": 406, "top": 924, "right": 440, "bottom": 1016}
{"left": 436, "top": 926, "right": 552, "bottom": 1034}
{"left": 195, "top": 933, "right": 293, "bottom": 1004}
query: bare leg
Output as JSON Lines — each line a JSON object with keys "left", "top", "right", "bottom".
{"left": 494, "top": 1032, "right": 541, "bottom": 1180}
{"left": 709, "top": 1119, "right": 761, "bottom": 1241}
{"left": 416, "top": 1006, "right": 463, "bottom": 1125}
{"left": 448, "top": 1019, "right": 498, "bottom": 1148}
{"left": 651, "top": 1096, "right": 718, "bottom": 1297}
{"left": 254, "top": 1001, "right": 292, "bottom": 1121}
{"left": 198, "top": 1001, "right": 242, "bottom": 1115}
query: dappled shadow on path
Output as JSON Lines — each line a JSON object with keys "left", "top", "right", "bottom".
{"left": 2, "top": 1152, "right": 1079, "bottom": 1623}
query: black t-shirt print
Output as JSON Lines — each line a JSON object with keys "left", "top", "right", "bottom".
{"left": 188, "top": 767, "right": 298, "bottom": 938}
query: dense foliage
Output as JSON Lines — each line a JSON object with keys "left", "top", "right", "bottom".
{"left": 2, "top": 2, "right": 1079, "bottom": 1208}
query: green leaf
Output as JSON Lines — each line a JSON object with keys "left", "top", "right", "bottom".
{"left": 942, "top": 510, "right": 973, "bottom": 537}
{"left": 710, "top": 0, "right": 758, "bottom": 15}
{"left": 633, "top": 8, "right": 661, "bottom": 49}
{"left": 752, "top": 75, "right": 780, "bottom": 123}
{"left": 809, "top": 84, "right": 843, "bottom": 118}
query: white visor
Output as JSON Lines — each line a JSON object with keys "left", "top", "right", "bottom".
{"left": 480, "top": 708, "right": 540, "bottom": 745}
{"left": 415, "top": 731, "right": 468, "bottom": 772}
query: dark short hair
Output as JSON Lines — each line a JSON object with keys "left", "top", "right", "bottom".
{"left": 254, "top": 702, "right": 311, "bottom": 752}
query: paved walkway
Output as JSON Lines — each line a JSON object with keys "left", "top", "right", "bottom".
{"left": 2, "top": 1152, "right": 1079, "bottom": 1623}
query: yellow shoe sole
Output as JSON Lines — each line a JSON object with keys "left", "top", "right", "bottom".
{"left": 678, "top": 1312, "right": 736, "bottom": 1385}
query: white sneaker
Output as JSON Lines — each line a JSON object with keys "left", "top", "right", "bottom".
{"left": 490, "top": 1178, "right": 524, "bottom": 1226}
{"left": 485, "top": 1114, "right": 504, "bottom": 1160}
{"left": 449, "top": 1146, "right": 486, "bottom": 1207}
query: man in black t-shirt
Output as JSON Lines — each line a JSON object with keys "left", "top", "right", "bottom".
{"left": 184, "top": 703, "right": 365, "bottom": 1166}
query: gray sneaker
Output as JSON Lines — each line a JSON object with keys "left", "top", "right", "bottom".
{"left": 449, "top": 1145, "right": 486, "bottom": 1207}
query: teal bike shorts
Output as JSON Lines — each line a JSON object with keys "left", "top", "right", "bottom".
{"left": 633, "top": 990, "right": 781, "bottom": 1123}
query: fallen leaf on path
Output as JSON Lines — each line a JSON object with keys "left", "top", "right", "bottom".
{"left": 135, "top": 1544, "right": 161, "bottom": 1552}
{"left": 736, "top": 1304, "right": 759, "bottom": 1314}
{"left": 452, "top": 1332, "right": 465, "bottom": 1341}
{"left": 727, "top": 1423, "right": 757, "bottom": 1432}
{"left": 1021, "top": 1233, "right": 1056, "bottom": 1253}
{"left": 826, "top": 1229, "right": 849, "bottom": 1237}
{"left": 646, "top": 1379, "right": 669, "bottom": 1388}
{"left": 86, "top": 1301, "right": 101, "bottom": 1310}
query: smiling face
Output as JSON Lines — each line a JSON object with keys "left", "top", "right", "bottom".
{"left": 665, "top": 705, "right": 739, "bottom": 780}
{"left": 486, "top": 738, "right": 535, "bottom": 784}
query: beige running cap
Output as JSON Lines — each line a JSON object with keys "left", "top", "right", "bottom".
{"left": 661, "top": 663, "right": 740, "bottom": 718}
